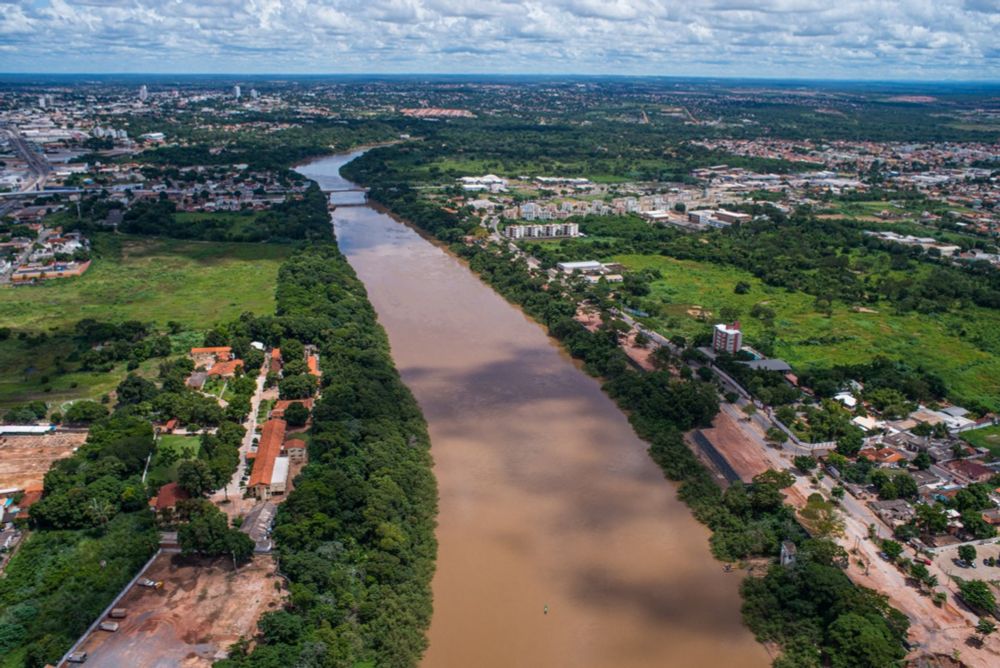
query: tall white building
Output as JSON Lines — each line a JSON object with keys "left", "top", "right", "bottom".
{"left": 233, "top": 85, "right": 242, "bottom": 99}
{"left": 250, "top": 88, "right": 259, "bottom": 100}
{"left": 38, "top": 95, "right": 46, "bottom": 109}
{"left": 139, "top": 85, "right": 148, "bottom": 102}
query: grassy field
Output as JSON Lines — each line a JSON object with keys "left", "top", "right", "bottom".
{"left": 0, "top": 235, "right": 290, "bottom": 409}
{"left": 147, "top": 434, "right": 201, "bottom": 483}
{"left": 960, "top": 425, "right": 1000, "bottom": 457}
{"left": 0, "top": 234, "right": 291, "bottom": 331}
{"left": 613, "top": 254, "right": 1000, "bottom": 411}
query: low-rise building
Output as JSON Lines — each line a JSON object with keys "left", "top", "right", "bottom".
{"left": 248, "top": 419, "right": 289, "bottom": 500}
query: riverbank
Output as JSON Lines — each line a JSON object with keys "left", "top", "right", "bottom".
{"left": 300, "top": 153, "right": 771, "bottom": 667}
{"left": 338, "top": 147, "right": 914, "bottom": 666}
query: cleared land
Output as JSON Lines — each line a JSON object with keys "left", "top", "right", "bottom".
{"left": 0, "top": 431, "right": 88, "bottom": 490}
{"left": 0, "top": 235, "right": 290, "bottom": 409}
{"left": 697, "top": 410, "right": 773, "bottom": 483}
{"left": 961, "top": 424, "right": 1000, "bottom": 457}
{"left": 73, "top": 553, "right": 284, "bottom": 668}
{"left": 0, "top": 235, "right": 291, "bottom": 331}
{"left": 613, "top": 254, "right": 1000, "bottom": 411}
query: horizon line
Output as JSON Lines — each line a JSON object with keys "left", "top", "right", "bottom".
{"left": 2, "top": 72, "right": 999, "bottom": 85}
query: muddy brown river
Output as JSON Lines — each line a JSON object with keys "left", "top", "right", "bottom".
{"left": 297, "top": 153, "right": 770, "bottom": 668}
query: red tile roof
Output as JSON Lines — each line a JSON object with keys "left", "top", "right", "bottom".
{"left": 284, "top": 438, "right": 306, "bottom": 451}
{"left": 249, "top": 419, "right": 286, "bottom": 488}
{"left": 271, "top": 398, "right": 313, "bottom": 418}
{"left": 307, "top": 355, "right": 321, "bottom": 377}
{"left": 208, "top": 359, "right": 243, "bottom": 377}
{"left": 148, "top": 482, "right": 189, "bottom": 511}
{"left": 191, "top": 346, "right": 232, "bottom": 355}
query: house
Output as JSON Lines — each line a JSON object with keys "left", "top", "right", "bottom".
{"left": 269, "top": 348, "right": 282, "bottom": 374}
{"left": 248, "top": 419, "right": 289, "bottom": 500}
{"left": 284, "top": 438, "right": 307, "bottom": 463}
{"left": 780, "top": 541, "right": 797, "bottom": 567}
{"left": 190, "top": 346, "right": 232, "bottom": 367}
{"left": 186, "top": 371, "right": 208, "bottom": 390}
{"left": 207, "top": 359, "right": 244, "bottom": 378}
{"left": 859, "top": 447, "right": 907, "bottom": 466}
{"left": 307, "top": 355, "right": 321, "bottom": 378}
{"left": 869, "top": 498, "right": 916, "bottom": 528}
{"left": 148, "top": 482, "right": 188, "bottom": 513}
{"left": 981, "top": 508, "right": 1000, "bottom": 527}
{"left": 944, "top": 458, "right": 994, "bottom": 483}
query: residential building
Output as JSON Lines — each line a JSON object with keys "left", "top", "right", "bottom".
{"left": 712, "top": 322, "right": 743, "bottom": 354}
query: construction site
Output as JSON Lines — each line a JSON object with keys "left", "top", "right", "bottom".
{"left": 70, "top": 553, "right": 285, "bottom": 667}
{"left": 0, "top": 430, "right": 86, "bottom": 490}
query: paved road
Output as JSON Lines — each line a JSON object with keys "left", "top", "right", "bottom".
{"left": 212, "top": 363, "right": 266, "bottom": 512}
{"left": 2, "top": 126, "right": 50, "bottom": 193}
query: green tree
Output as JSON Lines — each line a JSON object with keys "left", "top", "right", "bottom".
{"left": 826, "top": 612, "right": 906, "bottom": 668}
{"left": 915, "top": 503, "right": 948, "bottom": 535}
{"left": 913, "top": 451, "right": 932, "bottom": 470}
{"left": 835, "top": 430, "right": 863, "bottom": 458}
{"left": 177, "top": 500, "right": 254, "bottom": 563}
{"left": 116, "top": 373, "right": 159, "bottom": 407}
{"left": 283, "top": 401, "right": 310, "bottom": 427}
{"left": 958, "top": 545, "right": 977, "bottom": 565}
{"left": 177, "top": 459, "right": 216, "bottom": 497}
{"left": 976, "top": 618, "right": 996, "bottom": 644}
{"left": 881, "top": 539, "right": 903, "bottom": 562}
{"left": 64, "top": 400, "right": 108, "bottom": 424}
{"left": 958, "top": 580, "right": 997, "bottom": 616}
{"left": 794, "top": 455, "right": 818, "bottom": 473}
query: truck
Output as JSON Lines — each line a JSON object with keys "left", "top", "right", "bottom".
{"left": 66, "top": 652, "right": 88, "bottom": 663}
{"left": 137, "top": 578, "right": 163, "bottom": 589}
{"left": 98, "top": 621, "right": 119, "bottom": 632}
{"left": 109, "top": 608, "right": 127, "bottom": 619}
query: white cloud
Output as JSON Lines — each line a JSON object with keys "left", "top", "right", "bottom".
{"left": 0, "top": 0, "right": 995, "bottom": 78}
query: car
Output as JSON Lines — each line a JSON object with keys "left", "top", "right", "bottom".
{"left": 66, "top": 652, "right": 88, "bottom": 663}
{"left": 878, "top": 551, "right": 890, "bottom": 561}
{"left": 917, "top": 558, "right": 932, "bottom": 566}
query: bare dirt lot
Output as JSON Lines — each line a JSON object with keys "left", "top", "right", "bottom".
{"left": 0, "top": 431, "right": 87, "bottom": 490}
{"left": 699, "top": 409, "right": 773, "bottom": 483}
{"left": 74, "top": 553, "right": 285, "bottom": 667}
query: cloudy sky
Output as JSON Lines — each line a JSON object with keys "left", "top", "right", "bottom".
{"left": 1, "top": 0, "right": 997, "bottom": 80}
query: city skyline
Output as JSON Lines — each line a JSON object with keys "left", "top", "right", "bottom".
{"left": 1, "top": 1, "right": 998, "bottom": 80}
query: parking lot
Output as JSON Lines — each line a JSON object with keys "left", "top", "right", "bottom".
{"left": 933, "top": 541, "right": 1000, "bottom": 581}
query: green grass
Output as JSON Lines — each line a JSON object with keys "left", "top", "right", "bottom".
{"left": 147, "top": 434, "right": 201, "bottom": 483}
{"left": 0, "top": 234, "right": 291, "bottom": 331}
{"left": 613, "top": 254, "right": 1000, "bottom": 411}
{"left": 0, "top": 234, "right": 290, "bottom": 409}
{"left": 960, "top": 425, "right": 1000, "bottom": 457}
{"left": 0, "top": 337, "right": 164, "bottom": 410}
{"left": 257, "top": 398, "right": 274, "bottom": 424}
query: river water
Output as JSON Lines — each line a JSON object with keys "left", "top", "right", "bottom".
{"left": 296, "top": 153, "right": 769, "bottom": 668}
